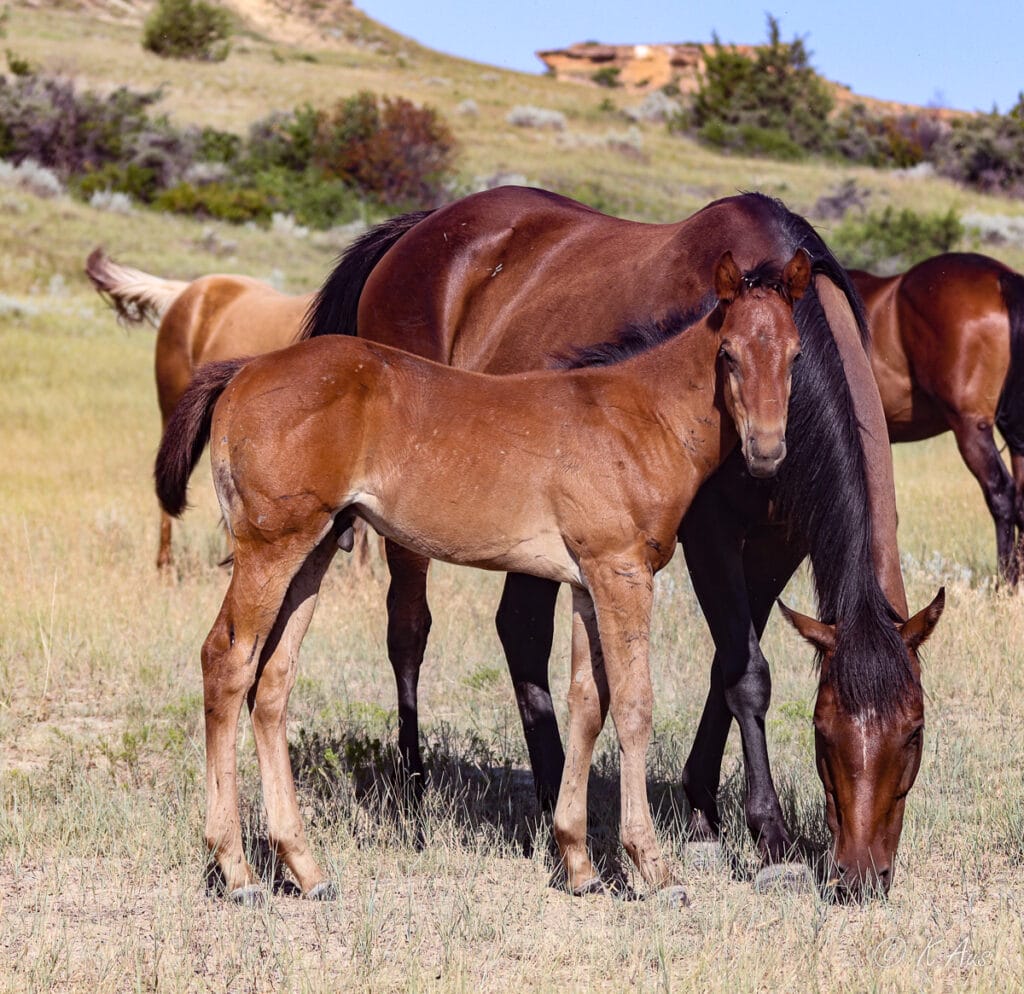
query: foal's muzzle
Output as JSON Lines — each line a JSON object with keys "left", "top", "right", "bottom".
{"left": 744, "top": 435, "right": 787, "bottom": 478}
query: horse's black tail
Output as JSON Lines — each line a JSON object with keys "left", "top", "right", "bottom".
{"left": 300, "top": 209, "right": 435, "bottom": 340}
{"left": 155, "top": 358, "right": 249, "bottom": 517}
{"left": 995, "top": 269, "right": 1024, "bottom": 453}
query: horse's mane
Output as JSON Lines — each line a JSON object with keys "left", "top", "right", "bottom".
{"left": 550, "top": 299, "right": 713, "bottom": 370}
{"left": 759, "top": 194, "right": 913, "bottom": 718}
{"left": 552, "top": 258, "right": 790, "bottom": 371}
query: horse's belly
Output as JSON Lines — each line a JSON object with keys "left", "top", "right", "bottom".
{"left": 353, "top": 493, "right": 583, "bottom": 585}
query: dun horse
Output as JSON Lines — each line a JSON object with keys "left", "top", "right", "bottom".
{"left": 303, "top": 187, "right": 944, "bottom": 898}
{"left": 157, "top": 251, "right": 810, "bottom": 904}
{"left": 85, "top": 249, "right": 314, "bottom": 568}
{"left": 852, "top": 253, "right": 1024, "bottom": 582}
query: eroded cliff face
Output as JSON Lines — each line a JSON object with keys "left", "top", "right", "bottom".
{"left": 535, "top": 40, "right": 966, "bottom": 121}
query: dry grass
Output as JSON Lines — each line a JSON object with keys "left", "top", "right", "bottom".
{"left": 4, "top": 4, "right": 1024, "bottom": 991}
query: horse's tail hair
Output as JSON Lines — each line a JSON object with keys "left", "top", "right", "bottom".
{"left": 85, "top": 247, "right": 189, "bottom": 327}
{"left": 300, "top": 209, "right": 434, "bottom": 339}
{"left": 155, "top": 358, "right": 249, "bottom": 517}
{"left": 995, "top": 269, "right": 1024, "bottom": 453}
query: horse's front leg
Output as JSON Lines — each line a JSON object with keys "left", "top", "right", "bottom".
{"left": 495, "top": 572, "right": 564, "bottom": 812}
{"left": 383, "top": 540, "right": 432, "bottom": 794}
{"left": 586, "top": 559, "right": 686, "bottom": 903}
{"left": 681, "top": 484, "right": 810, "bottom": 889}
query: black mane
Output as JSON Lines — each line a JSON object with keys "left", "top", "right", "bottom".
{"left": 758, "top": 194, "right": 913, "bottom": 717}
{"left": 551, "top": 299, "right": 713, "bottom": 370}
{"left": 552, "top": 257, "right": 792, "bottom": 372}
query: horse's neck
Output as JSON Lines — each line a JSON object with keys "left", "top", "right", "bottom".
{"left": 595, "top": 322, "right": 726, "bottom": 455}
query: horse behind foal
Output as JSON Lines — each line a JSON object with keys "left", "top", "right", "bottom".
{"left": 85, "top": 249, "right": 314, "bottom": 569}
{"left": 155, "top": 250, "right": 809, "bottom": 903}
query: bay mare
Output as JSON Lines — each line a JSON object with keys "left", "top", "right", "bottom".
{"left": 157, "top": 251, "right": 810, "bottom": 903}
{"left": 853, "top": 252, "right": 1024, "bottom": 582}
{"left": 302, "top": 187, "right": 944, "bottom": 898}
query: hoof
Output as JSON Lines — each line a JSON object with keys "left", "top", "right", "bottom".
{"left": 228, "top": 884, "right": 266, "bottom": 906}
{"left": 753, "top": 861, "right": 815, "bottom": 894}
{"left": 654, "top": 884, "right": 690, "bottom": 908}
{"left": 571, "top": 876, "right": 606, "bottom": 897}
{"left": 305, "top": 880, "right": 338, "bottom": 902}
{"left": 684, "top": 840, "right": 727, "bottom": 872}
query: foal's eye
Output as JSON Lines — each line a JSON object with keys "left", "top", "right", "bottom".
{"left": 718, "top": 346, "right": 736, "bottom": 367}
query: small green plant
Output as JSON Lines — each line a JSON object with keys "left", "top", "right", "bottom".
{"left": 830, "top": 207, "right": 963, "bottom": 271}
{"left": 591, "top": 66, "right": 621, "bottom": 88}
{"left": 5, "top": 49, "right": 33, "bottom": 77}
{"left": 142, "top": 0, "right": 232, "bottom": 62}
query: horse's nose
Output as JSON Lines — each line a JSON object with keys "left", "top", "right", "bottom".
{"left": 746, "top": 435, "right": 787, "bottom": 478}
{"left": 833, "top": 862, "right": 892, "bottom": 902}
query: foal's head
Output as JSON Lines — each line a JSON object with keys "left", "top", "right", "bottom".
{"left": 713, "top": 250, "right": 810, "bottom": 478}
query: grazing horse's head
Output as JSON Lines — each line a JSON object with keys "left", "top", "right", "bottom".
{"left": 779, "top": 588, "right": 945, "bottom": 900}
{"left": 713, "top": 250, "right": 810, "bottom": 478}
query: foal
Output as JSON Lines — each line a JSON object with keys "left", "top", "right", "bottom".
{"left": 156, "top": 250, "right": 809, "bottom": 903}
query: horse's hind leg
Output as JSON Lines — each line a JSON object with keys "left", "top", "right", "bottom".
{"left": 384, "top": 540, "right": 432, "bottom": 791}
{"left": 201, "top": 532, "right": 325, "bottom": 901}
{"left": 951, "top": 415, "right": 1017, "bottom": 583}
{"left": 495, "top": 573, "right": 563, "bottom": 812}
{"left": 248, "top": 532, "right": 338, "bottom": 898}
{"left": 1011, "top": 451, "right": 1024, "bottom": 579}
{"left": 552, "top": 588, "right": 608, "bottom": 894}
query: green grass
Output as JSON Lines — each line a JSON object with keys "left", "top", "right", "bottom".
{"left": 3, "top": 3, "right": 1024, "bottom": 991}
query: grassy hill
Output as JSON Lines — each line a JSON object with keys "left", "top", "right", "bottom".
{"left": 3, "top": 0, "right": 1024, "bottom": 293}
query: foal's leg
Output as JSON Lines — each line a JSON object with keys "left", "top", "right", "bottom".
{"left": 247, "top": 533, "right": 338, "bottom": 898}
{"left": 1012, "top": 450, "right": 1024, "bottom": 577}
{"left": 384, "top": 540, "right": 432, "bottom": 787}
{"left": 552, "top": 588, "right": 608, "bottom": 894}
{"left": 495, "top": 573, "right": 564, "bottom": 811}
{"left": 587, "top": 560, "right": 684, "bottom": 898}
{"left": 201, "top": 537, "right": 315, "bottom": 900}
{"left": 950, "top": 414, "right": 1018, "bottom": 583}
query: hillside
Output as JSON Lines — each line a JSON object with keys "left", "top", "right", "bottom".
{"left": 2, "top": 0, "right": 1024, "bottom": 290}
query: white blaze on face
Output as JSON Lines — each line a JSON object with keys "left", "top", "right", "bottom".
{"left": 853, "top": 709, "right": 877, "bottom": 774}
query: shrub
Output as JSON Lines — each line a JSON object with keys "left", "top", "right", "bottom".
{"left": 506, "top": 105, "right": 567, "bottom": 131}
{"left": 591, "top": 67, "right": 621, "bottom": 88}
{"left": 153, "top": 181, "right": 270, "bottom": 223}
{"left": 832, "top": 104, "right": 947, "bottom": 168}
{"left": 932, "top": 99, "right": 1024, "bottom": 196}
{"left": 689, "top": 14, "right": 834, "bottom": 158}
{"left": 829, "top": 207, "right": 963, "bottom": 272}
{"left": 142, "top": 0, "right": 231, "bottom": 62}
{"left": 312, "top": 92, "right": 456, "bottom": 207}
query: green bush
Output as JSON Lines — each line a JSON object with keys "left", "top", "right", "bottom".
{"left": 153, "top": 181, "right": 269, "bottom": 223}
{"left": 689, "top": 14, "right": 834, "bottom": 158}
{"left": 831, "top": 104, "right": 945, "bottom": 168}
{"left": 829, "top": 207, "right": 963, "bottom": 272}
{"left": 142, "top": 0, "right": 232, "bottom": 62}
{"left": 591, "top": 67, "right": 621, "bottom": 88}
{"left": 932, "top": 98, "right": 1024, "bottom": 196}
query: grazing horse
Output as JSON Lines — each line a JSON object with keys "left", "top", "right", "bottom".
{"left": 156, "top": 251, "right": 810, "bottom": 903}
{"left": 85, "top": 249, "right": 314, "bottom": 569}
{"left": 852, "top": 253, "right": 1024, "bottom": 583}
{"left": 302, "top": 186, "right": 944, "bottom": 898}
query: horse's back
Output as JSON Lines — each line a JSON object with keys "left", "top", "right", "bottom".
{"left": 357, "top": 186, "right": 805, "bottom": 373}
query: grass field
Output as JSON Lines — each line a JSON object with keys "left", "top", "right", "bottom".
{"left": 3, "top": 3, "right": 1024, "bottom": 991}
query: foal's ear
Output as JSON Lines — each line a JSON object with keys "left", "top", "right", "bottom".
{"left": 783, "top": 248, "right": 812, "bottom": 301}
{"left": 899, "top": 587, "right": 945, "bottom": 652}
{"left": 777, "top": 599, "right": 836, "bottom": 654}
{"left": 714, "top": 251, "right": 743, "bottom": 303}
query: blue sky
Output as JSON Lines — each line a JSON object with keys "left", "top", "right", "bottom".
{"left": 359, "top": 1, "right": 1023, "bottom": 114}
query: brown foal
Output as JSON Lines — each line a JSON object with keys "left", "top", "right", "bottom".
{"left": 155, "top": 250, "right": 810, "bottom": 903}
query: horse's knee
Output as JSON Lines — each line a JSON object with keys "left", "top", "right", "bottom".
{"left": 723, "top": 653, "right": 772, "bottom": 719}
